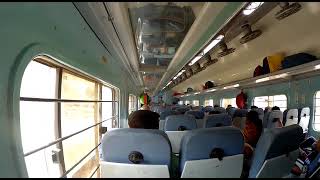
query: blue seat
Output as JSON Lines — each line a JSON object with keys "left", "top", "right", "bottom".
{"left": 204, "top": 106, "right": 214, "bottom": 113}
{"left": 176, "top": 107, "right": 190, "bottom": 114}
{"left": 265, "top": 110, "right": 283, "bottom": 128}
{"left": 249, "top": 124, "right": 304, "bottom": 178}
{"left": 226, "top": 107, "right": 237, "bottom": 118}
{"left": 160, "top": 110, "right": 177, "bottom": 120}
{"left": 185, "top": 110, "right": 205, "bottom": 119}
{"left": 164, "top": 114, "right": 197, "bottom": 131}
{"left": 232, "top": 109, "right": 248, "bottom": 129}
{"left": 204, "top": 113, "right": 232, "bottom": 128}
{"left": 214, "top": 107, "right": 227, "bottom": 113}
{"left": 100, "top": 128, "right": 172, "bottom": 178}
{"left": 179, "top": 127, "right": 244, "bottom": 178}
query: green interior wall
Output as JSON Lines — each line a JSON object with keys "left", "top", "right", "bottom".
{"left": 0, "top": 3, "right": 141, "bottom": 177}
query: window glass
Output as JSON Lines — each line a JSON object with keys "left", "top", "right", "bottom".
{"left": 128, "top": 94, "right": 137, "bottom": 115}
{"left": 314, "top": 91, "right": 320, "bottom": 131}
{"left": 221, "top": 98, "right": 237, "bottom": 108}
{"left": 193, "top": 100, "right": 199, "bottom": 106}
{"left": 253, "top": 95, "right": 287, "bottom": 111}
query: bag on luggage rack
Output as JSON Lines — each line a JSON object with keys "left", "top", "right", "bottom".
{"left": 282, "top": 53, "right": 317, "bottom": 69}
{"left": 262, "top": 52, "right": 285, "bottom": 74}
{"left": 253, "top": 65, "right": 264, "bottom": 77}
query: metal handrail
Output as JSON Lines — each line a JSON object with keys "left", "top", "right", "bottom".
{"left": 24, "top": 116, "right": 117, "bottom": 157}
{"left": 89, "top": 165, "right": 100, "bottom": 178}
{"left": 60, "top": 143, "right": 101, "bottom": 178}
{"left": 20, "top": 97, "right": 118, "bottom": 103}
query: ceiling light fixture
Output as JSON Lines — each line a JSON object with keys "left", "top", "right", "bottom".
{"left": 255, "top": 73, "right": 288, "bottom": 83}
{"left": 203, "top": 35, "right": 224, "bottom": 54}
{"left": 188, "top": 55, "right": 203, "bottom": 66}
{"left": 243, "top": 2, "right": 264, "bottom": 15}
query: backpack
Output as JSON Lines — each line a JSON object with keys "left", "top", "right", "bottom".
{"left": 236, "top": 91, "right": 247, "bottom": 109}
{"left": 253, "top": 65, "right": 264, "bottom": 77}
{"left": 204, "top": 81, "right": 214, "bottom": 89}
{"left": 282, "top": 53, "right": 317, "bottom": 69}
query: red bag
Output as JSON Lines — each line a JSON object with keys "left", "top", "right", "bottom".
{"left": 236, "top": 91, "right": 247, "bottom": 109}
{"left": 253, "top": 65, "right": 264, "bottom": 77}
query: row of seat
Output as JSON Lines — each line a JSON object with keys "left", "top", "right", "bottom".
{"left": 157, "top": 105, "right": 310, "bottom": 133}
{"left": 99, "top": 124, "right": 304, "bottom": 178}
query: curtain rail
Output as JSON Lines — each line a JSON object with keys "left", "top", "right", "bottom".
{"left": 60, "top": 143, "right": 101, "bottom": 178}
{"left": 20, "top": 97, "right": 118, "bottom": 103}
{"left": 24, "top": 116, "right": 117, "bottom": 157}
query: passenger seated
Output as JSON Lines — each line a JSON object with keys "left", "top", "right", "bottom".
{"left": 214, "top": 104, "right": 219, "bottom": 108}
{"left": 264, "top": 107, "right": 271, "bottom": 114}
{"left": 242, "top": 111, "right": 263, "bottom": 147}
{"left": 208, "top": 110, "right": 221, "bottom": 115}
{"left": 128, "top": 110, "right": 179, "bottom": 178}
{"left": 251, "top": 105, "right": 258, "bottom": 109}
{"left": 271, "top": 106, "right": 283, "bottom": 127}
{"left": 140, "top": 104, "right": 151, "bottom": 110}
{"left": 291, "top": 137, "right": 320, "bottom": 177}
{"left": 227, "top": 104, "right": 232, "bottom": 108}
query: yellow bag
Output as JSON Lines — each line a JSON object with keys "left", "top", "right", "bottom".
{"left": 267, "top": 52, "right": 285, "bottom": 73}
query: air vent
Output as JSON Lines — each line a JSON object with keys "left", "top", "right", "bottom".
{"left": 239, "top": 23, "right": 262, "bottom": 44}
{"left": 275, "top": 2, "right": 301, "bottom": 20}
{"left": 217, "top": 41, "right": 235, "bottom": 58}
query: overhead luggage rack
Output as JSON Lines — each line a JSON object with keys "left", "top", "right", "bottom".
{"left": 176, "top": 59, "right": 320, "bottom": 97}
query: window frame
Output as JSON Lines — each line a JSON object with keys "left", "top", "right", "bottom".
{"left": 20, "top": 55, "right": 120, "bottom": 178}
{"left": 252, "top": 94, "right": 287, "bottom": 111}
{"left": 313, "top": 91, "right": 320, "bottom": 131}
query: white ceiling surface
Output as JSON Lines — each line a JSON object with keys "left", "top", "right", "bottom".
{"left": 173, "top": 2, "right": 320, "bottom": 93}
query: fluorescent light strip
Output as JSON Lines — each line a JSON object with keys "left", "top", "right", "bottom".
{"left": 194, "top": 92, "right": 200, "bottom": 95}
{"left": 243, "top": 2, "right": 264, "bottom": 15}
{"left": 188, "top": 55, "right": 202, "bottom": 66}
{"left": 223, "top": 84, "right": 240, "bottom": 89}
{"left": 203, "top": 35, "right": 224, "bottom": 54}
{"left": 255, "top": 73, "right": 288, "bottom": 83}
{"left": 315, "top": 64, "right": 320, "bottom": 69}
{"left": 206, "top": 89, "right": 216, "bottom": 92}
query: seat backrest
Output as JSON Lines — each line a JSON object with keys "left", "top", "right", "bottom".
{"left": 232, "top": 109, "right": 248, "bottom": 129}
{"left": 214, "top": 107, "right": 227, "bottom": 113}
{"left": 249, "top": 124, "right": 304, "bottom": 178}
{"left": 100, "top": 128, "right": 172, "bottom": 178}
{"left": 263, "top": 111, "right": 271, "bottom": 128}
{"left": 204, "top": 106, "right": 214, "bottom": 113}
{"left": 176, "top": 107, "right": 190, "bottom": 114}
{"left": 298, "top": 107, "right": 310, "bottom": 133}
{"left": 251, "top": 108, "right": 264, "bottom": 121}
{"left": 185, "top": 110, "right": 205, "bottom": 119}
{"left": 266, "top": 110, "right": 283, "bottom": 128}
{"left": 160, "top": 110, "right": 177, "bottom": 120}
{"left": 283, "top": 109, "right": 298, "bottom": 126}
{"left": 226, "top": 107, "right": 237, "bottom": 118}
{"left": 204, "top": 113, "right": 232, "bottom": 128}
{"left": 164, "top": 114, "right": 197, "bottom": 131}
{"left": 180, "top": 127, "right": 244, "bottom": 178}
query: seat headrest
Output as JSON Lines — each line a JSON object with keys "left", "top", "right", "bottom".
{"left": 249, "top": 124, "right": 304, "bottom": 177}
{"left": 205, "top": 113, "right": 232, "bottom": 128}
{"left": 101, "top": 128, "right": 171, "bottom": 166}
{"left": 180, "top": 127, "right": 244, "bottom": 173}
{"left": 214, "top": 107, "right": 226, "bottom": 113}
{"left": 267, "top": 110, "right": 283, "bottom": 128}
{"left": 233, "top": 109, "right": 248, "bottom": 118}
{"left": 160, "top": 110, "right": 177, "bottom": 120}
{"left": 204, "top": 106, "right": 214, "bottom": 112}
{"left": 185, "top": 110, "right": 205, "bottom": 119}
{"left": 164, "top": 114, "right": 197, "bottom": 131}
{"left": 283, "top": 109, "right": 298, "bottom": 126}
{"left": 298, "top": 107, "right": 310, "bottom": 122}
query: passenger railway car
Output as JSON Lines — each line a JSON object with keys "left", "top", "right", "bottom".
{"left": 1, "top": 2, "right": 320, "bottom": 178}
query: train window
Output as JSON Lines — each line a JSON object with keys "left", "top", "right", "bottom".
{"left": 193, "top": 100, "right": 199, "bottom": 106}
{"left": 178, "top": 101, "right": 184, "bottom": 105}
{"left": 20, "top": 61, "right": 59, "bottom": 177}
{"left": 221, "top": 98, "right": 237, "bottom": 108}
{"left": 253, "top": 95, "right": 287, "bottom": 111}
{"left": 313, "top": 91, "right": 320, "bottom": 131}
{"left": 20, "top": 58, "right": 119, "bottom": 178}
{"left": 204, "top": 99, "right": 213, "bottom": 106}
{"left": 128, "top": 94, "right": 137, "bottom": 115}
{"left": 185, "top": 100, "right": 190, "bottom": 105}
